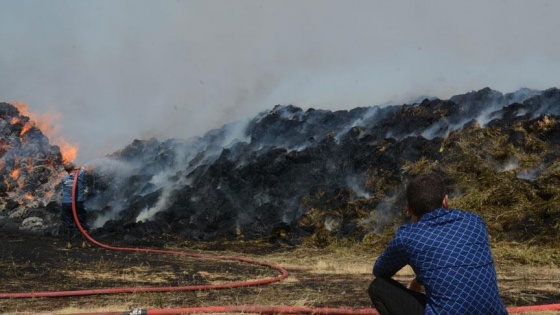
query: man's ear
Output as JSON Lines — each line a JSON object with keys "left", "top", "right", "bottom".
{"left": 407, "top": 204, "right": 419, "bottom": 222}
{"left": 407, "top": 204, "right": 414, "bottom": 216}
{"left": 442, "top": 195, "right": 449, "bottom": 209}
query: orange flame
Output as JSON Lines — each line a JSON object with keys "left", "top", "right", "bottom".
{"left": 15, "top": 102, "right": 61, "bottom": 136}
{"left": 20, "top": 121, "right": 35, "bottom": 137}
{"left": 59, "top": 139, "right": 79, "bottom": 164}
{"left": 10, "top": 168, "right": 19, "bottom": 180}
{"left": 12, "top": 101, "right": 79, "bottom": 163}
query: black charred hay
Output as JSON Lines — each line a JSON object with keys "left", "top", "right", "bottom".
{"left": 1, "top": 87, "right": 560, "bottom": 247}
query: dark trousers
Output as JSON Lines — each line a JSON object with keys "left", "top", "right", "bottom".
{"left": 61, "top": 202, "right": 88, "bottom": 239}
{"left": 368, "top": 277, "right": 427, "bottom": 315}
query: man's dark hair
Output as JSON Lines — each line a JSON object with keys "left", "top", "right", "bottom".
{"left": 63, "top": 163, "right": 75, "bottom": 173}
{"left": 406, "top": 173, "right": 448, "bottom": 217}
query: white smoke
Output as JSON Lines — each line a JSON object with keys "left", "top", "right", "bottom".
{"left": 324, "top": 215, "right": 342, "bottom": 232}
{"left": 517, "top": 165, "right": 545, "bottom": 181}
{"left": 220, "top": 119, "right": 252, "bottom": 148}
{"left": 421, "top": 120, "right": 449, "bottom": 140}
{"left": 509, "top": 88, "right": 542, "bottom": 102}
{"left": 135, "top": 175, "right": 192, "bottom": 223}
{"left": 86, "top": 157, "right": 137, "bottom": 228}
{"left": 359, "top": 200, "right": 398, "bottom": 235}
{"left": 498, "top": 159, "right": 520, "bottom": 173}
{"left": 475, "top": 105, "right": 503, "bottom": 127}
{"left": 516, "top": 108, "right": 529, "bottom": 117}
{"left": 134, "top": 165, "right": 194, "bottom": 223}
{"left": 335, "top": 106, "right": 380, "bottom": 142}
{"left": 134, "top": 118, "right": 253, "bottom": 223}
{"left": 3, "top": 1, "right": 560, "bottom": 164}
{"left": 346, "top": 175, "right": 371, "bottom": 199}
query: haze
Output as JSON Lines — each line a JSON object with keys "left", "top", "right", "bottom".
{"left": 1, "top": 0, "right": 559, "bottom": 163}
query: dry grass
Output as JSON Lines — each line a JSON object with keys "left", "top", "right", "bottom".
{"left": 1, "top": 235, "right": 559, "bottom": 315}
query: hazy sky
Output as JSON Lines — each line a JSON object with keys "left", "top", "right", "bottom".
{"left": 1, "top": 0, "right": 559, "bottom": 163}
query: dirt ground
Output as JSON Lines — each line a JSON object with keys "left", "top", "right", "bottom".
{"left": 0, "top": 231, "right": 559, "bottom": 315}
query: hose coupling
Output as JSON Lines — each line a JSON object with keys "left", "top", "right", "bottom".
{"left": 126, "top": 308, "right": 147, "bottom": 315}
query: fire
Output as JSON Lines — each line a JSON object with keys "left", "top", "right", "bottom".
{"left": 20, "top": 121, "right": 35, "bottom": 137}
{"left": 15, "top": 102, "right": 61, "bottom": 136}
{"left": 59, "top": 139, "right": 79, "bottom": 164}
{"left": 10, "top": 168, "right": 19, "bottom": 180}
{"left": 12, "top": 101, "right": 79, "bottom": 163}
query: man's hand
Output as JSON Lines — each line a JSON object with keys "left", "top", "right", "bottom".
{"left": 407, "top": 277, "right": 422, "bottom": 292}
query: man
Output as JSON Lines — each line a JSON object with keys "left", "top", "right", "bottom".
{"left": 369, "top": 173, "right": 507, "bottom": 315}
{"left": 60, "top": 162, "right": 89, "bottom": 249}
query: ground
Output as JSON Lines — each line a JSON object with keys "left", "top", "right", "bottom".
{"left": 0, "top": 232, "right": 559, "bottom": 315}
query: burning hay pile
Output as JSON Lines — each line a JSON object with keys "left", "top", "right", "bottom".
{"left": 1, "top": 87, "right": 560, "bottom": 247}
{"left": 0, "top": 102, "right": 66, "bottom": 232}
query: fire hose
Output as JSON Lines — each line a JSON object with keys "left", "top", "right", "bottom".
{"left": 1, "top": 170, "right": 559, "bottom": 314}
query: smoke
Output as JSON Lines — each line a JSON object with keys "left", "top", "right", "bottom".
{"left": 2, "top": 1, "right": 560, "bottom": 163}
{"left": 335, "top": 106, "right": 381, "bottom": 142}
{"left": 77, "top": 85, "right": 557, "bottom": 229}
{"left": 346, "top": 175, "right": 371, "bottom": 199}
{"left": 475, "top": 106, "right": 502, "bottom": 127}
{"left": 135, "top": 119, "right": 254, "bottom": 222}
{"left": 360, "top": 200, "right": 400, "bottom": 235}
{"left": 86, "top": 157, "right": 137, "bottom": 227}
{"left": 324, "top": 215, "right": 343, "bottom": 232}
{"left": 498, "top": 159, "right": 520, "bottom": 173}
{"left": 220, "top": 120, "right": 252, "bottom": 148}
{"left": 135, "top": 175, "right": 191, "bottom": 223}
{"left": 421, "top": 121, "right": 449, "bottom": 140}
{"left": 517, "top": 165, "right": 545, "bottom": 181}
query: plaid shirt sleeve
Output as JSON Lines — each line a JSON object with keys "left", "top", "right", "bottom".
{"left": 373, "top": 225, "right": 411, "bottom": 278}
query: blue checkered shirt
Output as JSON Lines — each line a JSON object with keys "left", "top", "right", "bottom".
{"left": 373, "top": 208, "right": 507, "bottom": 314}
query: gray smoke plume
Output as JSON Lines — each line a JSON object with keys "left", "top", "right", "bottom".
{"left": 2, "top": 1, "right": 560, "bottom": 163}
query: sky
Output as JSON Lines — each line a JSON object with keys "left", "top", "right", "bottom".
{"left": 1, "top": 0, "right": 559, "bottom": 163}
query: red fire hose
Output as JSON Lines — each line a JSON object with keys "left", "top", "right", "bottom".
{"left": 73, "top": 304, "right": 560, "bottom": 315}
{"left": 0, "top": 169, "right": 288, "bottom": 299}
{"left": 1, "top": 170, "right": 559, "bottom": 314}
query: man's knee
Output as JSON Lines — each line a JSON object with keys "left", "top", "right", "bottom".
{"left": 368, "top": 277, "right": 406, "bottom": 303}
{"left": 368, "top": 277, "right": 386, "bottom": 300}
{"left": 368, "top": 277, "right": 426, "bottom": 315}
{"left": 368, "top": 278, "right": 392, "bottom": 314}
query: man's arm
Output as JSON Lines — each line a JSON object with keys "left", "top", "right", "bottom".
{"left": 373, "top": 234, "right": 409, "bottom": 278}
{"left": 407, "top": 277, "right": 422, "bottom": 292}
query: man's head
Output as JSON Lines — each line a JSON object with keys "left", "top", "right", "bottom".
{"left": 63, "top": 162, "right": 75, "bottom": 173}
{"left": 406, "top": 173, "right": 448, "bottom": 218}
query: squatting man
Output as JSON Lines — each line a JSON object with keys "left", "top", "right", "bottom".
{"left": 369, "top": 173, "right": 507, "bottom": 314}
